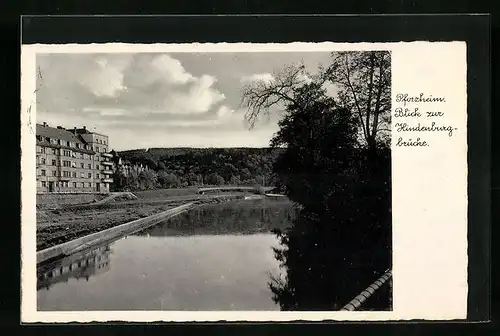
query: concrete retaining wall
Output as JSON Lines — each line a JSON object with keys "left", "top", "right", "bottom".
{"left": 37, "top": 202, "right": 195, "bottom": 265}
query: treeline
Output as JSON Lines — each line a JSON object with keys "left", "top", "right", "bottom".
{"left": 111, "top": 147, "right": 284, "bottom": 191}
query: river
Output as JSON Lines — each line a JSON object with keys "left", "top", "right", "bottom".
{"left": 37, "top": 198, "right": 295, "bottom": 311}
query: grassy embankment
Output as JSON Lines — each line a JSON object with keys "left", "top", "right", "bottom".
{"left": 36, "top": 188, "right": 256, "bottom": 251}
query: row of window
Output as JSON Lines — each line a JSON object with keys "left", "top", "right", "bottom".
{"left": 39, "top": 158, "right": 102, "bottom": 170}
{"left": 36, "top": 136, "right": 108, "bottom": 147}
{"left": 37, "top": 146, "right": 108, "bottom": 156}
{"left": 40, "top": 181, "right": 109, "bottom": 188}
{"left": 40, "top": 169, "right": 103, "bottom": 179}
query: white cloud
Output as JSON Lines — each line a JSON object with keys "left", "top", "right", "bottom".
{"left": 123, "top": 54, "right": 194, "bottom": 88}
{"left": 83, "top": 107, "right": 127, "bottom": 116}
{"left": 240, "top": 73, "right": 274, "bottom": 84}
{"left": 161, "top": 75, "right": 226, "bottom": 115}
{"left": 216, "top": 105, "right": 234, "bottom": 118}
{"left": 79, "top": 57, "right": 128, "bottom": 98}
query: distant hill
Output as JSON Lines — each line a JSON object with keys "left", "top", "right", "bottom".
{"left": 113, "top": 147, "right": 285, "bottom": 190}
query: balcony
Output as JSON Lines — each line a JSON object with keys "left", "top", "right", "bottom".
{"left": 102, "top": 161, "right": 113, "bottom": 166}
{"left": 102, "top": 178, "right": 113, "bottom": 183}
{"left": 102, "top": 170, "right": 113, "bottom": 175}
{"left": 102, "top": 152, "right": 113, "bottom": 158}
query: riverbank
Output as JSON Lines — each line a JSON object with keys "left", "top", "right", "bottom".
{"left": 36, "top": 192, "right": 256, "bottom": 251}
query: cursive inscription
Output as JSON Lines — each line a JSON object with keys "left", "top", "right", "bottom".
{"left": 394, "top": 92, "right": 455, "bottom": 147}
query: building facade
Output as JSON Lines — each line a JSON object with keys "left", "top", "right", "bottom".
{"left": 36, "top": 122, "right": 114, "bottom": 194}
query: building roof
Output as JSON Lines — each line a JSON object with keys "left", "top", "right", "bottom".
{"left": 74, "top": 127, "right": 108, "bottom": 137}
{"left": 36, "top": 123, "right": 83, "bottom": 143}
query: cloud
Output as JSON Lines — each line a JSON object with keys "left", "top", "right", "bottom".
{"left": 216, "top": 105, "right": 234, "bottom": 118}
{"left": 37, "top": 54, "right": 227, "bottom": 119}
{"left": 35, "top": 52, "right": 333, "bottom": 149}
{"left": 240, "top": 73, "right": 274, "bottom": 84}
{"left": 160, "top": 74, "right": 225, "bottom": 115}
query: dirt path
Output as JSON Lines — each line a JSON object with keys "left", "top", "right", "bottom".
{"left": 36, "top": 194, "right": 247, "bottom": 251}
{"left": 36, "top": 203, "right": 175, "bottom": 251}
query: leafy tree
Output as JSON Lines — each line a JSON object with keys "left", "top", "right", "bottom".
{"left": 206, "top": 172, "right": 225, "bottom": 186}
{"left": 322, "top": 51, "right": 391, "bottom": 151}
{"left": 241, "top": 51, "right": 392, "bottom": 311}
{"left": 138, "top": 170, "right": 158, "bottom": 190}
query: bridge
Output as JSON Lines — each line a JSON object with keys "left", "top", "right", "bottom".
{"left": 197, "top": 186, "right": 275, "bottom": 194}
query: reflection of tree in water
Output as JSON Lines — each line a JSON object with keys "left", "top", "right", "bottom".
{"left": 269, "top": 194, "right": 391, "bottom": 310}
{"left": 138, "top": 199, "right": 296, "bottom": 236}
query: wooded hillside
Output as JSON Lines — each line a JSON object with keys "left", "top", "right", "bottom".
{"left": 112, "top": 147, "right": 285, "bottom": 191}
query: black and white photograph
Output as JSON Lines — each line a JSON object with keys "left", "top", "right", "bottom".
{"left": 31, "top": 48, "right": 393, "bottom": 312}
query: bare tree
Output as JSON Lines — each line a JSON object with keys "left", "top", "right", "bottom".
{"left": 241, "top": 51, "right": 391, "bottom": 150}
{"left": 322, "top": 51, "right": 391, "bottom": 149}
{"left": 240, "top": 63, "right": 312, "bottom": 129}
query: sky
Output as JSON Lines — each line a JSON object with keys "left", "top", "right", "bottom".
{"left": 36, "top": 52, "right": 332, "bottom": 151}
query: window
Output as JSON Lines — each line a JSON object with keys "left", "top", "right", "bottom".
{"left": 41, "top": 181, "right": 46, "bottom": 187}
{"left": 41, "top": 170, "right": 46, "bottom": 176}
{"left": 63, "top": 160, "right": 71, "bottom": 167}
{"left": 96, "top": 164, "right": 99, "bottom": 170}
{"left": 64, "top": 181, "right": 69, "bottom": 188}
{"left": 73, "top": 182, "right": 77, "bottom": 188}
{"left": 41, "top": 158, "right": 46, "bottom": 165}
{"left": 52, "top": 148, "right": 57, "bottom": 155}
{"left": 63, "top": 150, "right": 71, "bottom": 156}
{"left": 80, "top": 153, "right": 84, "bottom": 159}
{"left": 41, "top": 147, "right": 46, "bottom": 154}
{"left": 52, "top": 159, "right": 56, "bottom": 166}
{"left": 88, "top": 182, "right": 92, "bottom": 187}
{"left": 66, "top": 141, "right": 70, "bottom": 146}
{"left": 88, "top": 173, "right": 92, "bottom": 178}
{"left": 52, "top": 171, "right": 57, "bottom": 177}
{"left": 63, "top": 171, "right": 70, "bottom": 177}
{"left": 57, "top": 139, "right": 61, "bottom": 145}
{"left": 95, "top": 146, "right": 100, "bottom": 152}
{"left": 76, "top": 143, "right": 80, "bottom": 149}
{"left": 81, "top": 182, "right": 85, "bottom": 188}
{"left": 96, "top": 173, "right": 100, "bottom": 178}
{"left": 80, "top": 163, "right": 84, "bottom": 168}
{"left": 72, "top": 172, "right": 76, "bottom": 178}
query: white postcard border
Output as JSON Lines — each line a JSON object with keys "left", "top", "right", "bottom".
{"left": 21, "top": 41, "right": 468, "bottom": 322}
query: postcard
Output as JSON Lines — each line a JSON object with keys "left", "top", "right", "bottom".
{"left": 21, "top": 41, "right": 468, "bottom": 322}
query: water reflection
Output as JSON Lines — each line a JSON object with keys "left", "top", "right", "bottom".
{"left": 37, "top": 245, "right": 112, "bottom": 291}
{"left": 36, "top": 199, "right": 293, "bottom": 311}
{"left": 134, "top": 198, "right": 296, "bottom": 237}
{"left": 268, "top": 209, "right": 392, "bottom": 311}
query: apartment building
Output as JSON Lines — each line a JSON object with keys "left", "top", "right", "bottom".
{"left": 36, "top": 122, "right": 114, "bottom": 194}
